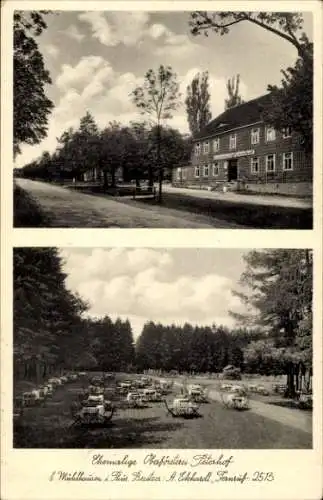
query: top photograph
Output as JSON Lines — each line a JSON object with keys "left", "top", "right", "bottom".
{"left": 13, "top": 10, "right": 313, "bottom": 229}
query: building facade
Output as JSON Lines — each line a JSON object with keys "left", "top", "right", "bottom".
{"left": 172, "top": 94, "right": 312, "bottom": 197}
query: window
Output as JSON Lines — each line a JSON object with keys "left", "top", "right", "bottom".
{"left": 229, "top": 133, "right": 236, "bottom": 150}
{"left": 251, "top": 128, "right": 260, "bottom": 145}
{"left": 266, "top": 126, "right": 276, "bottom": 142}
{"left": 195, "top": 166, "right": 200, "bottom": 177}
{"left": 203, "top": 141, "right": 210, "bottom": 154}
{"left": 282, "top": 127, "right": 292, "bottom": 138}
{"left": 182, "top": 168, "right": 187, "bottom": 179}
{"left": 266, "top": 154, "right": 276, "bottom": 172}
{"left": 213, "top": 137, "right": 220, "bottom": 152}
{"left": 203, "top": 164, "right": 209, "bottom": 177}
{"left": 195, "top": 143, "right": 201, "bottom": 156}
{"left": 176, "top": 168, "right": 181, "bottom": 181}
{"left": 212, "top": 162, "right": 219, "bottom": 176}
{"left": 283, "top": 152, "right": 293, "bottom": 170}
{"left": 251, "top": 157, "right": 260, "bottom": 174}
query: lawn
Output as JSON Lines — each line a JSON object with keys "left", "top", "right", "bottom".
{"left": 127, "top": 192, "right": 312, "bottom": 229}
{"left": 13, "top": 183, "right": 51, "bottom": 227}
{"left": 14, "top": 373, "right": 312, "bottom": 449}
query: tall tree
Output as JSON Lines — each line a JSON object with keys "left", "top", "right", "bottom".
{"left": 185, "top": 71, "right": 212, "bottom": 137}
{"left": 261, "top": 41, "right": 313, "bottom": 154}
{"left": 189, "top": 12, "right": 311, "bottom": 61}
{"left": 230, "top": 249, "right": 312, "bottom": 396}
{"left": 14, "top": 247, "right": 88, "bottom": 382}
{"left": 130, "top": 65, "right": 181, "bottom": 202}
{"left": 225, "top": 75, "right": 243, "bottom": 109}
{"left": 14, "top": 11, "right": 54, "bottom": 157}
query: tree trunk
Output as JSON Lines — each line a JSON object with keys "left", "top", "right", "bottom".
{"left": 285, "top": 363, "right": 296, "bottom": 398}
{"left": 148, "top": 166, "right": 153, "bottom": 188}
{"left": 111, "top": 168, "right": 116, "bottom": 188}
{"left": 156, "top": 124, "right": 162, "bottom": 203}
{"left": 158, "top": 166, "right": 163, "bottom": 204}
{"left": 103, "top": 171, "right": 108, "bottom": 190}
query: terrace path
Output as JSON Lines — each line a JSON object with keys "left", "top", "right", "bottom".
{"left": 16, "top": 179, "right": 243, "bottom": 228}
{"left": 207, "top": 389, "right": 312, "bottom": 434}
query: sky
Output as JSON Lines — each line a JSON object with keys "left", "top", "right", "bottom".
{"left": 59, "top": 247, "right": 251, "bottom": 339}
{"left": 15, "top": 10, "right": 313, "bottom": 168}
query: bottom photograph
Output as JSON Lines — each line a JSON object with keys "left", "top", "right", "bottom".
{"left": 13, "top": 247, "right": 313, "bottom": 449}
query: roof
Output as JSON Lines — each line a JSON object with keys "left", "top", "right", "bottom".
{"left": 194, "top": 93, "right": 273, "bottom": 141}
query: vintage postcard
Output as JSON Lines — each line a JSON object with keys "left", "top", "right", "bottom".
{"left": 1, "top": 1, "right": 322, "bottom": 500}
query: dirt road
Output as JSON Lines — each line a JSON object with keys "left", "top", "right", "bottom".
{"left": 16, "top": 180, "right": 242, "bottom": 228}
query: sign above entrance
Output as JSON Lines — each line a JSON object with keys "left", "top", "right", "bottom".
{"left": 213, "top": 150, "right": 255, "bottom": 160}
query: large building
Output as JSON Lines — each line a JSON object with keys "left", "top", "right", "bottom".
{"left": 172, "top": 94, "right": 312, "bottom": 196}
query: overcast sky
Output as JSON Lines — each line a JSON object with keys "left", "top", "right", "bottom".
{"left": 16, "top": 10, "right": 313, "bottom": 168}
{"left": 60, "top": 247, "right": 251, "bottom": 339}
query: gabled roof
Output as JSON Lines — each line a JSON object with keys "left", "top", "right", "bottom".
{"left": 194, "top": 93, "right": 273, "bottom": 141}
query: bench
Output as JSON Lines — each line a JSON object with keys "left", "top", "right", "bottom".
{"left": 132, "top": 186, "right": 157, "bottom": 200}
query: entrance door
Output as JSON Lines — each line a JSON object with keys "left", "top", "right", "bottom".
{"left": 228, "top": 159, "right": 238, "bottom": 181}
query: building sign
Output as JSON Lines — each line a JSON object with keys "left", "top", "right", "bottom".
{"left": 213, "top": 150, "right": 255, "bottom": 160}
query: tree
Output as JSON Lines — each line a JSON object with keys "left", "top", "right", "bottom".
{"left": 53, "top": 113, "right": 100, "bottom": 181}
{"left": 185, "top": 71, "right": 212, "bottom": 137}
{"left": 122, "top": 122, "right": 151, "bottom": 185}
{"left": 130, "top": 65, "right": 181, "bottom": 202}
{"left": 14, "top": 11, "right": 54, "bottom": 157}
{"left": 189, "top": 12, "right": 311, "bottom": 61}
{"left": 225, "top": 75, "right": 243, "bottom": 109}
{"left": 149, "top": 126, "right": 189, "bottom": 181}
{"left": 261, "top": 41, "right": 313, "bottom": 154}
{"left": 98, "top": 122, "right": 127, "bottom": 188}
{"left": 230, "top": 249, "right": 312, "bottom": 396}
{"left": 14, "top": 247, "right": 88, "bottom": 382}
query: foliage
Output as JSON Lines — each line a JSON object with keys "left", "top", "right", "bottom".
{"left": 14, "top": 11, "right": 54, "bottom": 157}
{"left": 231, "top": 249, "right": 312, "bottom": 396}
{"left": 225, "top": 74, "right": 243, "bottom": 109}
{"left": 81, "top": 316, "right": 135, "bottom": 372}
{"left": 185, "top": 71, "right": 212, "bottom": 137}
{"left": 261, "top": 41, "right": 313, "bottom": 154}
{"left": 135, "top": 322, "right": 263, "bottom": 374}
{"left": 20, "top": 119, "right": 189, "bottom": 187}
{"left": 130, "top": 65, "right": 181, "bottom": 201}
{"left": 14, "top": 248, "right": 88, "bottom": 380}
{"left": 189, "top": 12, "right": 310, "bottom": 60}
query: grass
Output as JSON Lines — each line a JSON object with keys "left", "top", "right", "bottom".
{"left": 13, "top": 183, "right": 51, "bottom": 227}
{"left": 14, "top": 373, "right": 312, "bottom": 449}
{"left": 130, "top": 192, "right": 313, "bottom": 229}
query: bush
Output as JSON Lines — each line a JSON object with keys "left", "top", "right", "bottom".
{"left": 221, "top": 365, "right": 242, "bottom": 380}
